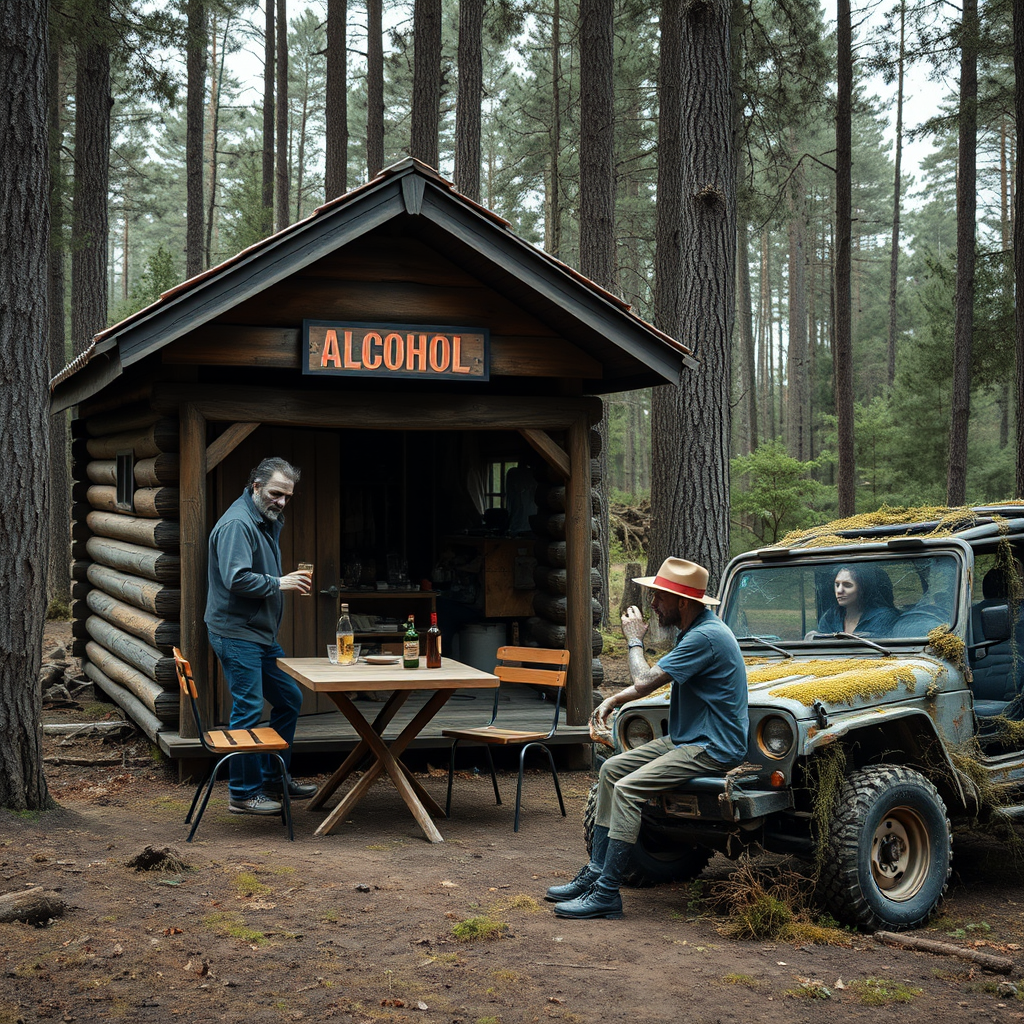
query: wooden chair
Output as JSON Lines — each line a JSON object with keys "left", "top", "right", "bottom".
{"left": 443, "top": 645, "right": 570, "bottom": 831}
{"left": 173, "top": 648, "right": 294, "bottom": 842}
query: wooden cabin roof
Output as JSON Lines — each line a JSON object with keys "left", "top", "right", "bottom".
{"left": 51, "top": 159, "right": 695, "bottom": 413}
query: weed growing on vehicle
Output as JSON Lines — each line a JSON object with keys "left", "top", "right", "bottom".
{"left": 927, "top": 626, "right": 966, "bottom": 672}
{"left": 808, "top": 743, "right": 847, "bottom": 878}
{"left": 451, "top": 915, "right": 507, "bottom": 942}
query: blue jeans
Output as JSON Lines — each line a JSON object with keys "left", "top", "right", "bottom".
{"left": 207, "top": 633, "right": 303, "bottom": 800}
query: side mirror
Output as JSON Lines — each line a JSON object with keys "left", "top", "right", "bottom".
{"left": 980, "top": 603, "right": 1013, "bottom": 645}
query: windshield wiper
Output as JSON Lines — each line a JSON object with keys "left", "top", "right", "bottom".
{"left": 737, "top": 636, "right": 794, "bottom": 659}
{"left": 829, "top": 632, "right": 893, "bottom": 657}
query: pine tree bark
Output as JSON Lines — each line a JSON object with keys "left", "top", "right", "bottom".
{"left": 735, "top": 219, "right": 758, "bottom": 453}
{"left": 579, "top": 0, "right": 615, "bottom": 625}
{"left": 70, "top": 0, "right": 110, "bottom": 356}
{"left": 650, "top": 0, "right": 735, "bottom": 595}
{"left": 47, "top": 36, "right": 70, "bottom": 610}
{"left": 1, "top": 0, "right": 54, "bottom": 810}
{"left": 786, "top": 146, "right": 808, "bottom": 460}
{"left": 262, "top": 1, "right": 274, "bottom": 223}
{"left": 410, "top": 0, "right": 441, "bottom": 169}
{"left": 186, "top": 0, "right": 207, "bottom": 278}
{"left": 834, "top": 0, "right": 855, "bottom": 515}
{"left": 325, "top": 0, "right": 348, "bottom": 200}
{"left": 886, "top": 0, "right": 905, "bottom": 390}
{"left": 275, "top": 0, "right": 289, "bottom": 231}
{"left": 454, "top": 0, "right": 483, "bottom": 201}
{"left": 948, "top": 0, "right": 978, "bottom": 506}
{"left": 366, "top": 0, "right": 384, "bottom": 178}
{"left": 545, "top": 0, "right": 562, "bottom": 256}
{"left": 205, "top": 14, "right": 230, "bottom": 265}
{"left": 1016, "top": 1, "right": 1024, "bottom": 495}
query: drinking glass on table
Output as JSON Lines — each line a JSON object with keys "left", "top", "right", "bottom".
{"left": 297, "top": 562, "right": 314, "bottom": 595}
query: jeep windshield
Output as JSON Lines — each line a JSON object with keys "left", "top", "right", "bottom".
{"left": 721, "top": 553, "right": 961, "bottom": 643}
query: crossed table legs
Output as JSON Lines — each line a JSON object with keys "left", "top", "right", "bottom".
{"left": 307, "top": 688, "right": 453, "bottom": 842}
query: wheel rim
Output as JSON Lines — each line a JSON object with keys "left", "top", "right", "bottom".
{"left": 869, "top": 805, "right": 931, "bottom": 902}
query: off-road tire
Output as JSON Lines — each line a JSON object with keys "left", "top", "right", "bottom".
{"left": 820, "top": 765, "right": 951, "bottom": 931}
{"left": 582, "top": 783, "right": 712, "bottom": 888}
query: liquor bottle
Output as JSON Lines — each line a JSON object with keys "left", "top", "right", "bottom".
{"left": 336, "top": 603, "right": 355, "bottom": 665}
{"left": 403, "top": 614, "right": 420, "bottom": 669}
{"left": 426, "top": 612, "right": 442, "bottom": 668}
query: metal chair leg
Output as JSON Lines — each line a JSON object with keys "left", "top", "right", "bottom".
{"left": 273, "top": 753, "right": 294, "bottom": 841}
{"left": 484, "top": 745, "right": 502, "bottom": 806}
{"left": 188, "top": 755, "right": 231, "bottom": 842}
{"left": 186, "top": 769, "right": 214, "bottom": 825}
{"left": 515, "top": 742, "right": 565, "bottom": 832}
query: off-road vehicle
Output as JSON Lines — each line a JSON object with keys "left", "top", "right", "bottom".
{"left": 597, "top": 506, "right": 1024, "bottom": 931}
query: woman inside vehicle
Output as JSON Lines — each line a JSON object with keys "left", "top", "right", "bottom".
{"left": 816, "top": 564, "right": 900, "bottom": 637}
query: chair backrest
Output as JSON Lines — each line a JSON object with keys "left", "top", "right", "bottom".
{"left": 173, "top": 647, "right": 207, "bottom": 739}
{"left": 494, "top": 645, "right": 570, "bottom": 688}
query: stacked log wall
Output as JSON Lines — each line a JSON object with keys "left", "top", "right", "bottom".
{"left": 70, "top": 400, "right": 181, "bottom": 735}
{"left": 529, "top": 427, "right": 605, "bottom": 689}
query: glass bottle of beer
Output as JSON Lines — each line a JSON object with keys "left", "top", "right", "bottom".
{"left": 426, "top": 612, "right": 442, "bottom": 668}
{"left": 336, "top": 603, "right": 355, "bottom": 665}
{"left": 403, "top": 614, "right": 420, "bottom": 669}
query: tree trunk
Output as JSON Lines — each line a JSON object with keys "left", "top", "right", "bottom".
{"left": 1016, "top": 0, "right": 1024, "bottom": 496}
{"left": 47, "top": 39, "right": 71, "bottom": 611}
{"left": 186, "top": 0, "right": 206, "bottom": 277}
{"left": 325, "top": 0, "right": 348, "bottom": 200}
{"left": 70, "top": 0, "right": 110, "bottom": 356}
{"left": 0, "top": 0, "right": 53, "bottom": 810}
{"left": 275, "top": 0, "right": 289, "bottom": 232}
{"left": 454, "top": 0, "right": 483, "bottom": 202}
{"left": 834, "top": 0, "right": 855, "bottom": 515}
{"left": 579, "top": 0, "right": 615, "bottom": 625}
{"left": 262, "top": 0, "right": 274, "bottom": 223}
{"left": 786, "top": 145, "right": 808, "bottom": 461}
{"left": 545, "top": 0, "right": 562, "bottom": 256}
{"left": 947, "top": 0, "right": 978, "bottom": 506}
{"left": 410, "top": 0, "right": 441, "bottom": 169}
{"left": 205, "top": 13, "right": 230, "bottom": 266}
{"left": 886, "top": 0, "right": 905, "bottom": 390}
{"left": 650, "top": 0, "right": 735, "bottom": 595}
{"left": 366, "top": 0, "right": 384, "bottom": 178}
{"left": 735, "top": 219, "right": 758, "bottom": 453}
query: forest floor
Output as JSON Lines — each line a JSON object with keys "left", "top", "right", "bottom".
{"left": 4, "top": 623, "right": 1024, "bottom": 1023}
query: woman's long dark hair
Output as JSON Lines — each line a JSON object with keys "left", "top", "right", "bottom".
{"left": 833, "top": 563, "right": 896, "bottom": 611}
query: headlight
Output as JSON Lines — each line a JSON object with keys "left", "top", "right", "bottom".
{"left": 620, "top": 715, "right": 655, "bottom": 750}
{"left": 758, "top": 715, "right": 795, "bottom": 759}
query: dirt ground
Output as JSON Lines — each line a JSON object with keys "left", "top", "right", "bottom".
{"left": 5, "top": 627, "right": 1024, "bottom": 1023}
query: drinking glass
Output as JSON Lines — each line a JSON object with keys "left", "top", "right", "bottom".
{"left": 297, "top": 562, "right": 314, "bottom": 595}
{"left": 327, "top": 645, "right": 339, "bottom": 664}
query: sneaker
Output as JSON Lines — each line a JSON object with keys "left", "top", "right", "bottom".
{"left": 265, "top": 780, "right": 319, "bottom": 800}
{"left": 229, "top": 793, "right": 283, "bottom": 816}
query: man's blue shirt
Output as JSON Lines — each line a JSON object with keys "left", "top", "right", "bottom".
{"left": 655, "top": 607, "right": 749, "bottom": 766}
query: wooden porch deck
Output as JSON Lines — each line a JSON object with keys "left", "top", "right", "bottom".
{"left": 157, "top": 683, "right": 593, "bottom": 759}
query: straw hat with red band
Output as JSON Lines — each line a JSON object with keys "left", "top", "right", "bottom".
{"left": 632, "top": 557, "right": 720, "bottom": 607}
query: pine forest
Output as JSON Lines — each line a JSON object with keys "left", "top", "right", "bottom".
{"left": 38, "top": 0, "right": 1024, "bottom": 564}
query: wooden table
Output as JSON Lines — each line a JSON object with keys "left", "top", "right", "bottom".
{"left": 276, "top": 656, "right": 498, "bottom": 842}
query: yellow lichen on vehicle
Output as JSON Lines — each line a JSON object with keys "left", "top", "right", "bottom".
{"left": 778, "top": 505, "right": 980, "bottom": 549}
{"left": 754, "top": 658, "right": 932, "bottom": 706}
{"left": 927, "top": 626, "right": 967, "bottom": 673}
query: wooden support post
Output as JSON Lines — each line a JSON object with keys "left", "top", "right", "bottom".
{"left": 564, "top": 415, "right": 593, "bottom": 726}
{"left": 179, "top": 404, "right": 208, "bottom": 737}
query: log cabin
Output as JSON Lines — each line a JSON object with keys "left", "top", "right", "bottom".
{"left": 50, "top": 159, "right": 693, "bottom": 768}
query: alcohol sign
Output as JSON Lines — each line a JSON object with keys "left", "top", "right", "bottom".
{"left": 303, "top": 320, "right": 489, "bottom": 381}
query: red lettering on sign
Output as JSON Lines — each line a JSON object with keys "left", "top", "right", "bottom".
{"left": 320, "top": 329, "right": 342, "bottom": 368}
{"left": 343, "top": 330, "right": 362, "bottom": 369}
{"left": 452, "top": 335, "right": 472, "bottom": 374}
{"left": 406, "top": 333, "right": 428, "bottom": 372}
{"left": 429, "top": 335, "right": 450, "bottom": 372}
{"left": 362, "top": 332, "right": 383, "bottom": 370}
{"left": 383, "top": 332, "right": 404, "bottom": 370}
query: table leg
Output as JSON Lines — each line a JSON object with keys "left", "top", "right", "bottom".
{"left": 307, "top": 690, "right": 409, "bottom": 810}
{"left": 314, "top": 689, "right": 455, "bottom": 841}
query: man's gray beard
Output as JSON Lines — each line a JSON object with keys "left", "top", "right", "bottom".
{"left": 253, "top": 487, "right": 282, "bottom": 521}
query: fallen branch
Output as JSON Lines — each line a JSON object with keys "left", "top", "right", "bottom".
{"left": 533, "top": 962, "right": 618, "bottom": 971}
{"left": 42, "top": 721, "right": 130, "bottom": 738}
{"left": 0, "top": 886, "right": 67, "bottom": 925}
{"left": 43, "top": 756, "right": 124, "bottom": 767}
{"left": 874, "top": 930, "right": 1015, "bottom": 973}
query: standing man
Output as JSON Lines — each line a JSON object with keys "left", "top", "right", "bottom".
{"left": 205, "top": 457, "right": 318, "bottom": 816}
{"left": 547, "top": 557, "right": 748, "bottom": 919}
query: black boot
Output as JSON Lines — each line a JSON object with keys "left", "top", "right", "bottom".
{"left": 553, "top": 838, "right": 632, "bottom": 919}
{"left": 545, "top": 826, "right": 609, "bottom": 902}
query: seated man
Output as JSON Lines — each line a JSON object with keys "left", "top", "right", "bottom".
{"left": 545, "top": 557, "right": 748, "bottom": 920}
